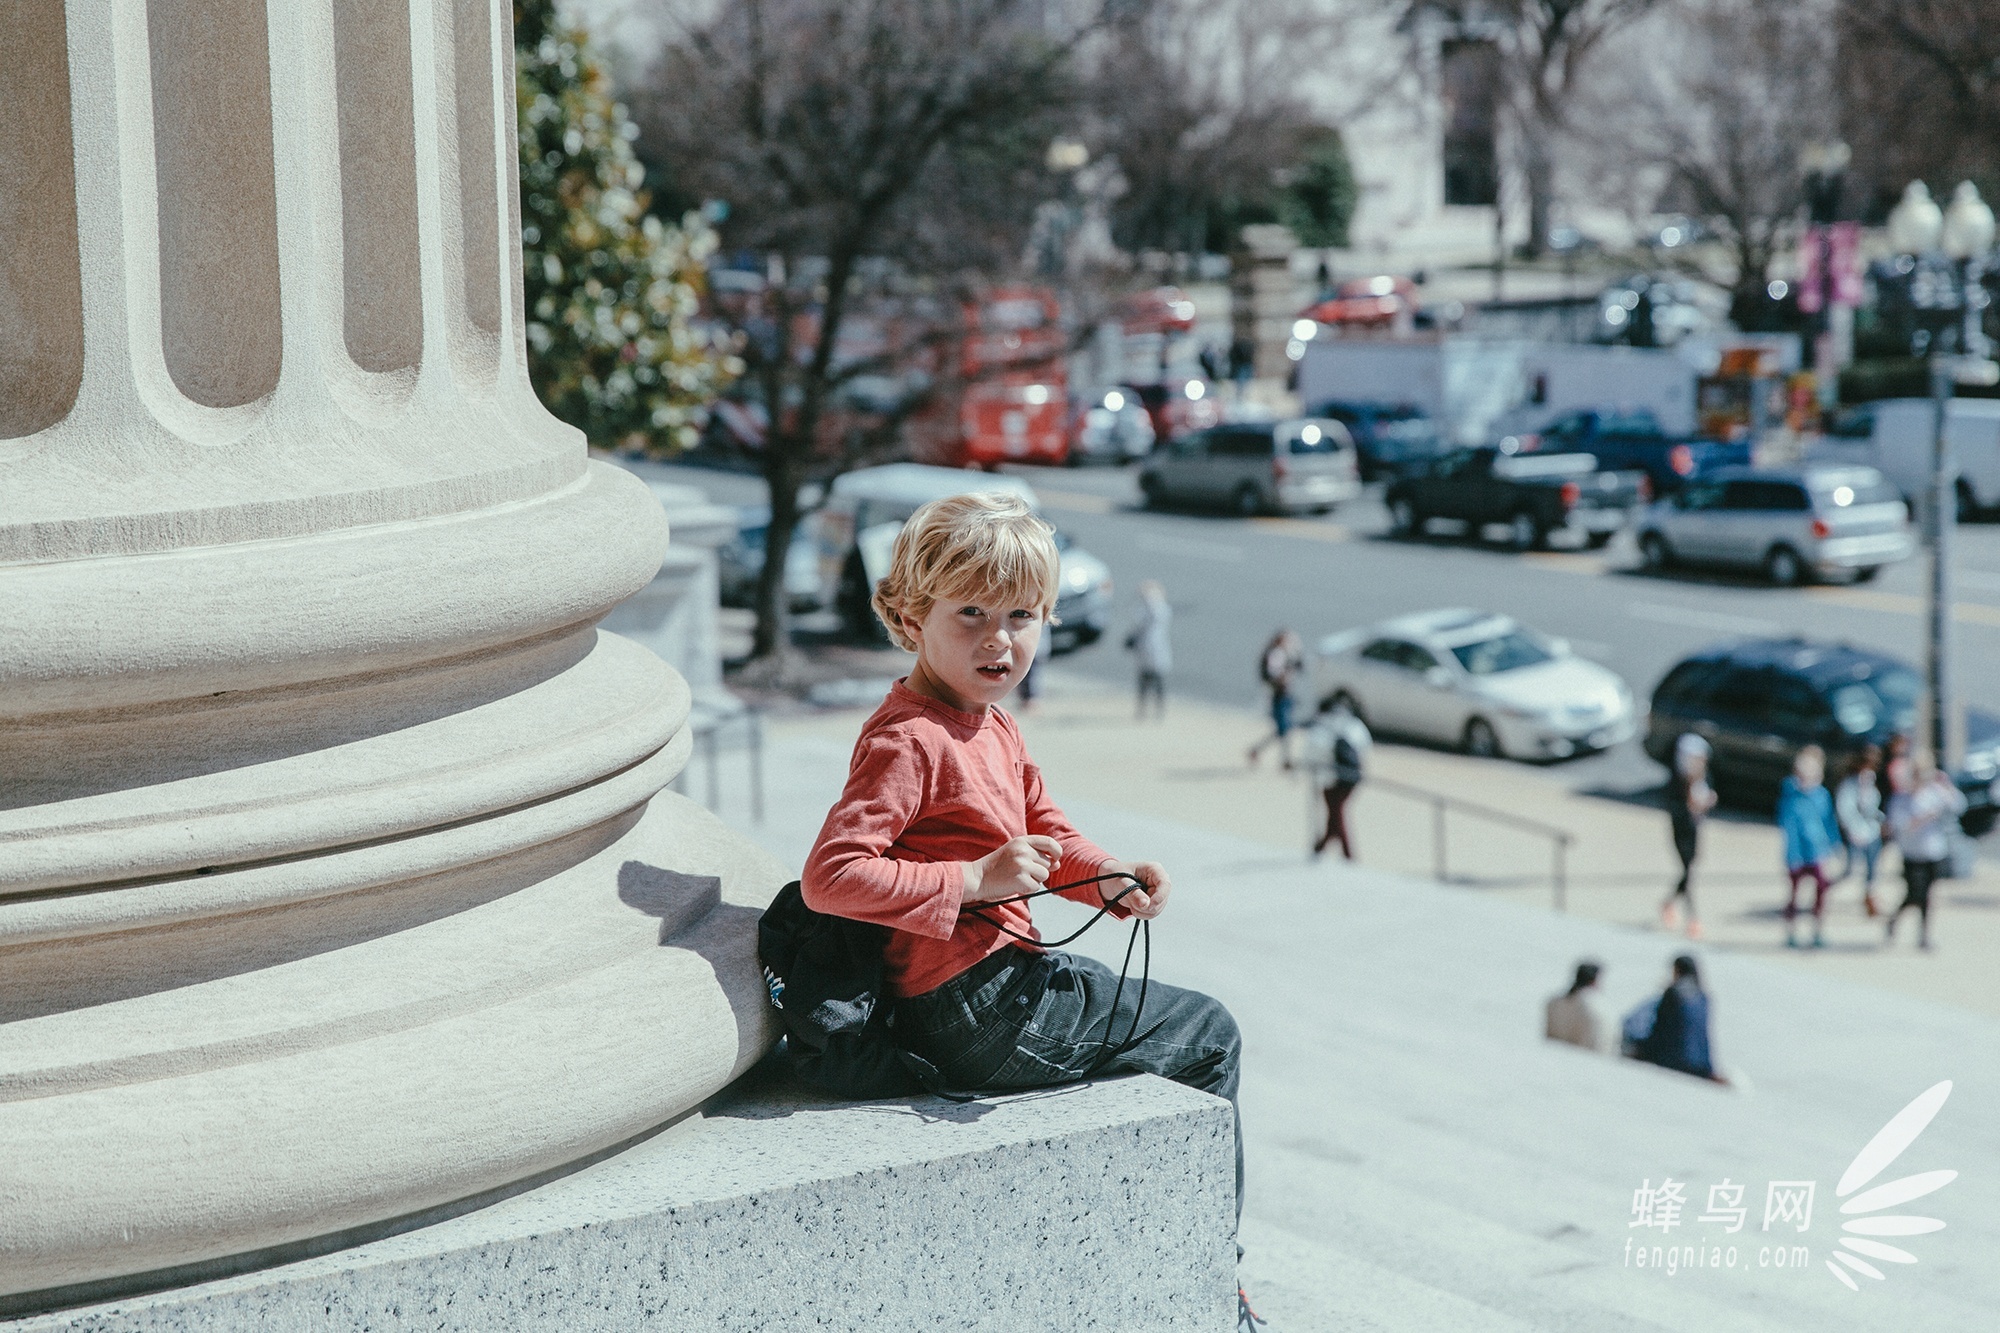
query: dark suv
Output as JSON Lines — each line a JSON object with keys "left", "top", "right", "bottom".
{"left": 1645, "top": 638, "right": 1999, "bottom": 833}
{"left": 1310, "top": 400, "right": 1445, "bottom": 480}
{"left": 1524, "top": 409, "right": 1748, "bottom": 494}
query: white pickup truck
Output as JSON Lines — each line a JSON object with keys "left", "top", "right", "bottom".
{"left": 1814, "top": 397, "right": 2000, "bottom": 519}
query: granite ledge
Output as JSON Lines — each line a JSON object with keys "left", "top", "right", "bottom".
{"left": 13, "top": 1067, "right": 1237, "bottom": 1332}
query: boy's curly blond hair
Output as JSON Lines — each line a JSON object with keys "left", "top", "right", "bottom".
{"left": 872, "top": 492, "right": 1061, "bottom": 652}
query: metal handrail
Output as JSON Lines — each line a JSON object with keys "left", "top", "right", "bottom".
{"left": 673, "top": 705, "right": 765, "bottom": 822}
{"left": 1316, "top": 769, "right": 1576, "bottom": 910}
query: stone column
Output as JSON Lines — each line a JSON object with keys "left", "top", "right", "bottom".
{"left": 0, "top": 0, "right": 784, "bottom": 1309}
{"left": 1231, "top": 223, "right": 1302, "bottom": 383}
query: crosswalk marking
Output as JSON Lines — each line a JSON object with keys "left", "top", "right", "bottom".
{"left": 1032, "top": 488, "right": 1115, "bottom": 514}
{"left": 1520, "top": 551, "right": 1609, "bottom": 575}
{"left": 1248, "top": 516, "right": 1350, "bottom": 542}
{"left": 1807, "top": 584, "right": 2000, "bottom": 627}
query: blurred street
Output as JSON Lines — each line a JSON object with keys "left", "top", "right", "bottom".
{"left": 650, "top": 437, "right": 2000, "bottom": 1019}
{"left": 658, "top": 455, "right": 2000, "bottom": 813}
{"left": 707, "top": 670, "right": 2000, "bottom": 1019}
{"left": 1010, "top": 461, "right": 2000, "bottom": 804}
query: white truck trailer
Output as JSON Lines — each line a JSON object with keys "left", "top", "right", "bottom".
{"left": 1810, "top": 397, "right": 2000, "bottom": 518}
{"left": 1294, "top": 336, "right": 1700, "bottom": 444}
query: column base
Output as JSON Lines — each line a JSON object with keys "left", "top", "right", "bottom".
{"left": 7, "top": 1070, "right": 1237, "bottom": 1331}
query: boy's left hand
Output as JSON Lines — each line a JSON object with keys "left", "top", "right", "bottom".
{"left": 1101, "top": 860, "right": 1170, "bottom": 919}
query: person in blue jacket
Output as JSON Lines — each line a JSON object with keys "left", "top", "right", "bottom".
{"left": 1634, "top": 954, "right": 1726, "bottom": 1083}
{"left": 1778, "top": 745, "right": 1842, "bottom": 948}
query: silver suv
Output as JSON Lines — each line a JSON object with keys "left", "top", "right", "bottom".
{"left": 1635, "top": 464, "right": 1914, "bottom": 585}
{"left": 1139, "top": 418, "right": 1361, "bottom": 516}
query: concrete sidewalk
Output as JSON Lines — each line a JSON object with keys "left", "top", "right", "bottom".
{"left": 734, "top": 670, "right": 2000, "bottom": 1020}
{"left": 697, "top": 685, "right": 1999, "bottom": 1331}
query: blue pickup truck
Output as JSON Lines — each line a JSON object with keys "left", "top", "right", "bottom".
{"left": 1510, "top": 409, "right": 1748, "bottom": 493}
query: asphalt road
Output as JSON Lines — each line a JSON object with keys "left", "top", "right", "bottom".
{"left": 1010, "top": 462, "right": 2000, "bottom": 798}
{"left": 637, "top": 455, "right": 2000, "bottom": 800}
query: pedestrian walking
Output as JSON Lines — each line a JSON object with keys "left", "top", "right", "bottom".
{"left": 1302, "top": 697, "right": 1370, "bottom": 859}
{"left": 1246, "top": 629, "right": 1305, "bottom": 769}
{"left": 1778, "top": 746, "right": 1842, "bottom": 948}
{"left": 1545, "top": 960, "right": 1607, "bottom": 1053}
{"left": 1885, "top": 732, "right": 1914, "bottom": 797}
{"left": 1628, "top": 955, "right": 1726, "bottom": 1084}
{"left": 1015, "top": 613, "right": 1052, "bottom": 714}
{"left": 1660, "top": 733, "right": 1716, "bottom": 939}
{"left": 1885, "top": 752, "right": 1967, "bottom": 951}
{"left": 1227, "top": 334, "right": 1255, "bottom": 397}
{"left": 1833, "top": 744, "right": 1886, "bottom": 918}
{"left": 1198, "top": 343, "right": 1222, "bottom": 384}
{"left": 1126, "top": 580, "right": 1172, "bottom": 721}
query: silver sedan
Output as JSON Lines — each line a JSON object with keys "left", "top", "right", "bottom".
{"left": 1311, "top": 608, "right": 1636, "bottom": 760}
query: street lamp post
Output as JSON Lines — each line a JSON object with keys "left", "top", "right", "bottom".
{"left": 1801, "top": 141, "right": 1849, "bottom": 380}
{"left": 1888, "top": 180, "right": 1997, "bottom": 769}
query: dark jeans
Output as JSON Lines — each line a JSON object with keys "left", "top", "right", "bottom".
{"left": 1669, "top": 818, "right": 1698, "bottom": 906}
{"left": 896, "top": 945, "right": 1244, "bottom": 1217}
{"left": 1271, "top": 690, "right": 1295, "bottom": 736}
{"left": 1317, "top": 780, "right": 1357, "bottom": 858}
{"left": 1136, "top": 668, "right": 1167, "bottom": 718}
{"left": 1891, "top": 857, "right": 1942, "bottom": 943}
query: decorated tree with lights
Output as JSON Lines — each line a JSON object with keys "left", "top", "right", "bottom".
{"left": 515, "top": 0, "right": 736, "bottom": 451}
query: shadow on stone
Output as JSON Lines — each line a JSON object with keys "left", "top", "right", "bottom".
{"left": 616, "top": 861, "right": 722, "bottom": 943}
{"left": 708, "top": 1053, "right": 1131, "bottom": 1128}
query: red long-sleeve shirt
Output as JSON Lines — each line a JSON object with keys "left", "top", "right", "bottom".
{"left": 802, "top": 680, "right": 1120, "bottom": 998}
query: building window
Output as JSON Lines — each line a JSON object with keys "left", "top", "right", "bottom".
{"left": 1441, "top": 38, "right": 1500, "bottom": 207}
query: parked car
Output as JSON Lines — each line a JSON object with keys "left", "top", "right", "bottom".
{"left": 1516, "top": 408, "right": 1747, "bottom": 494}
{"left": 1810, "top": 397, "right": 2000, "bottom": 520}
{"left": 1309, "top": 400, "right": 1447, "bottom": 480}
{"left": 1066, "top": 387, "right": 1157, "bottom": 464}
{"left": 1634, "top": 464, "right": 1915, "bottom": 585}
{"left": 1312, "top": 608, "right": 1636, "bottom": 761}
{"left": 718, "top": 505, "right": 824, "bottom": 611}
{"left": 809, "top": 464, "right": 1112, "bottom": 651}
{"left": 1644, "top": 637, "right": 2000, "bottom": 832}
{"left": 1591, "top": 273, "right": 1711, "bottom": 347}
{"left": 1137, "top": 419, "right": 1361, "bottom": 516}
{"left": 1123, "top": 378, "right": 1221, "bottom": 444}
{"left": 1384, "top": 447, "right": 1650, "bottom": 549}
{"left": 1298, "top": 276, "right": 1420, "bottom": 331}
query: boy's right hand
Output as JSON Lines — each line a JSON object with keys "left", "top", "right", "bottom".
{"left": 963, "top": 835, "right": 1065, "bottom": 903}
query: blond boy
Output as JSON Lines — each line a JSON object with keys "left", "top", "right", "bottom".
{"left": 801, "top": 492, "right": 1245, "bottom": 1213}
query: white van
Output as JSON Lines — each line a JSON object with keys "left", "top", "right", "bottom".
{"left": 1814, "top": 398, "right": 2000, "bottom": 519}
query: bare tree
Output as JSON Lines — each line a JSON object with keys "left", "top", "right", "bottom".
{"left": 1837, "top": 0, "right": 2000, "bottom": 215}
{"left": 636, "top": 0, "right": 1102, "bottom": 666}
{"left": 1094, "top": 0, "right": 1385, "bottom": 254}
{"left": 1431, "top": 0, "right": 1662, "bottom": 256}
{"left": 1588, "top": 0, "right": 1833, "bottom": 306}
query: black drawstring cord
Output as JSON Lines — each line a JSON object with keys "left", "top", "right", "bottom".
{"left": 964, "top": 871, "right": 1155, "bottom": 1075}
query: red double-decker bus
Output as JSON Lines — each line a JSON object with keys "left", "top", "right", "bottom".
{"left": 909, "top": 285, "right": 1069, "bottom": 469}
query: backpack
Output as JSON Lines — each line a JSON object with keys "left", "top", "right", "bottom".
{"left": 756, "top": 881, "right": 954, "bottom": 1099}
{"left": 1620, "top": 996, "right": 1659, "bottom": 1059}
{"left": 1332, "top": 734, "right": 1364, "bottom": 785}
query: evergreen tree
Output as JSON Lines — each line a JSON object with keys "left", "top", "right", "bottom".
{"left": 1276, "top": 129, "right": 1358, "bottom": 251}
{"left": 514, "top": 0, "right": 736, "bottom": 451}
{"left": 1201, "top": 128, "right": 1358, "bottom": 253}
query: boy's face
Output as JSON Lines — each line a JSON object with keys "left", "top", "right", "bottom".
{"left": 904, "top": 587, "right": 1046, "bottom": 711}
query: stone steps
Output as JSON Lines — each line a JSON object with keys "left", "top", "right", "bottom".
{"left": 601, "top": 726, "right": 2000, "bottom": 1329}
{"left": 1027, "top": 798, "right": 2000, "bottom": 1331}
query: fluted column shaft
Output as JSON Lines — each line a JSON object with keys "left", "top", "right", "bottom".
{"left": 0, "top": 2, "right": 781, "bottom": 1310}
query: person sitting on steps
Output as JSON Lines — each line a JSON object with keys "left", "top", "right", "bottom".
{"left": 798, "top": 493, "right": 1264, "bottom": 1328}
